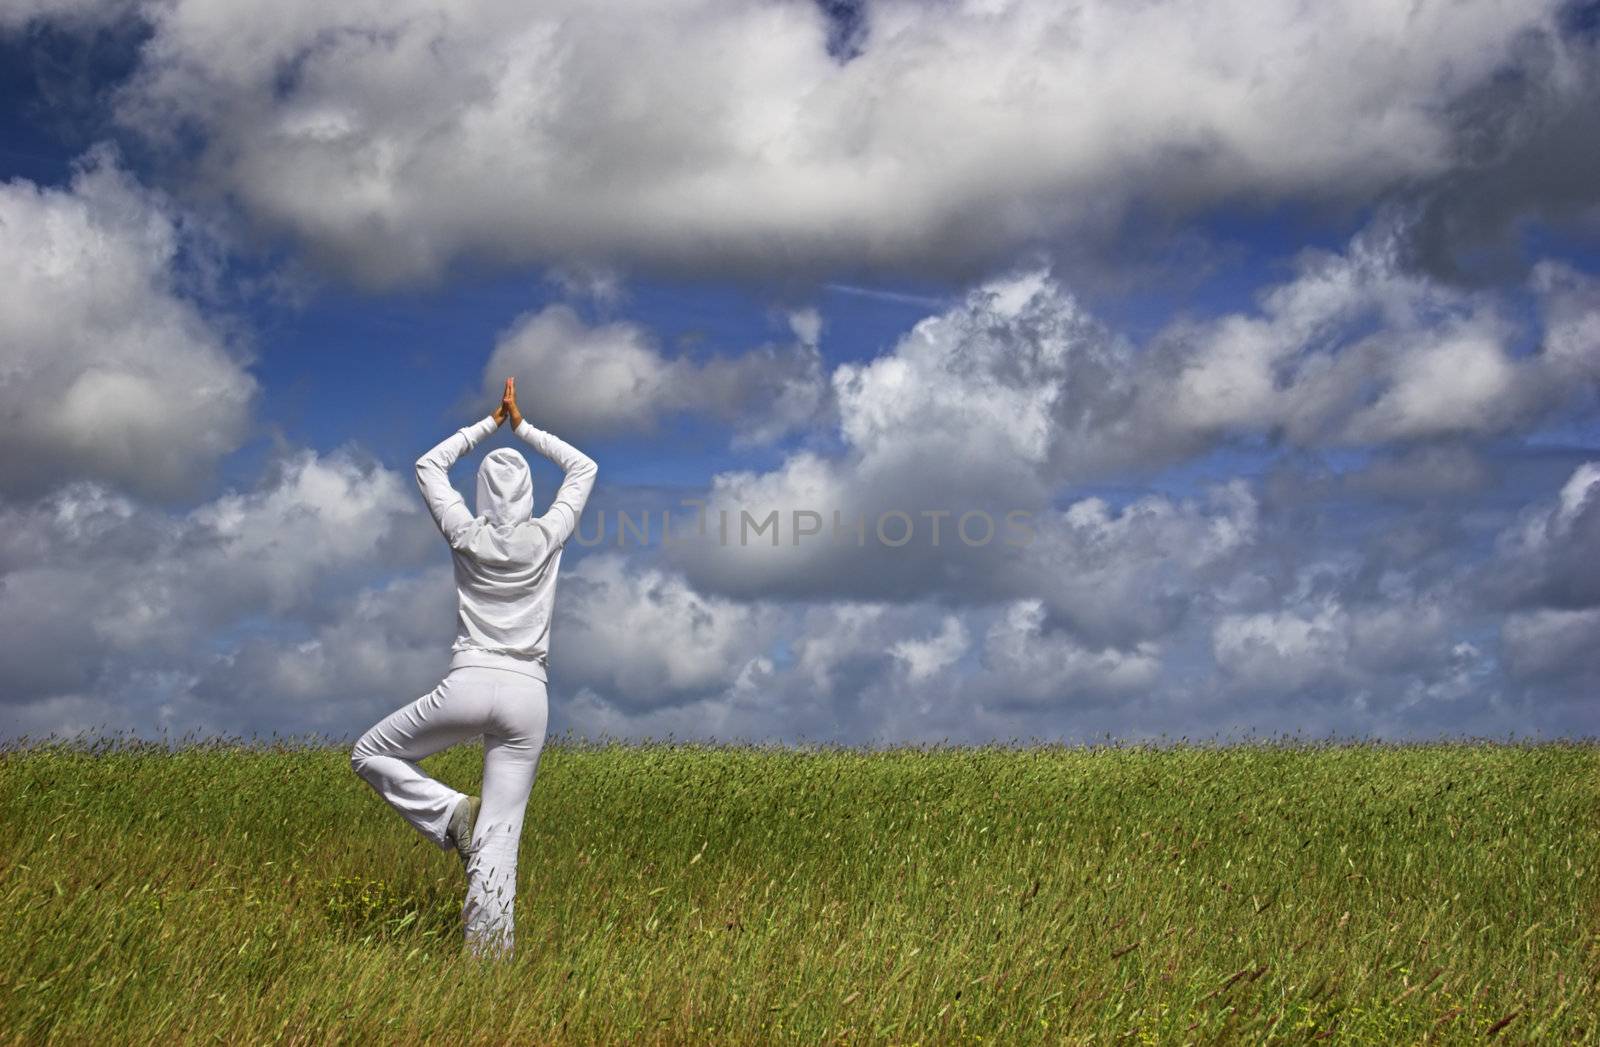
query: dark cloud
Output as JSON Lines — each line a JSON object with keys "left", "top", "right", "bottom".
{"left": 1481, "top": 461, "right": 1600, "bottom": 610}
{"left": 1402, "top": 22, "right": 1600, "bottom": 284}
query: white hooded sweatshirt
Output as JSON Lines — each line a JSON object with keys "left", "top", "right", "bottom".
{"left": 415, "top": 414, "right": 598, "bottom": 682}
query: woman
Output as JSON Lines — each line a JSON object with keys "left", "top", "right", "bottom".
{"left": 350, "top": 377, "right": 598, "bottom": 959}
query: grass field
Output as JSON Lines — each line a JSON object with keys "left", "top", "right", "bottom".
{"left": 0, "top": 736, "right": 1595, "bottom": 1044}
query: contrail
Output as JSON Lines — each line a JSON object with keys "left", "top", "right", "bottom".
{"left": 822, "top": 282, "right": 950, "bottom": 309}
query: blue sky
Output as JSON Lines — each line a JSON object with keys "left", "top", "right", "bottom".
{"left": 2, "top": 0, "right": 1598, "bottom": 745}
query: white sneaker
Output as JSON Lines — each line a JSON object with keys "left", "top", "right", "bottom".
{"left": 445, "top": 795, "right": 480, "bottom": 866}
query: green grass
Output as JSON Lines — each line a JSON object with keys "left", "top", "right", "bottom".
{"left": 0, "top": 736, "right": 1595, "bottom": 1044}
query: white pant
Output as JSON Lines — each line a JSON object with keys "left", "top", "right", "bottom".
{"left": 350, "top": 665, "right": 549, "bottom": 959}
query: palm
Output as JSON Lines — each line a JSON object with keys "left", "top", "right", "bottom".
{"left": 492, "top": 377, "right": 521, "bottom": 427}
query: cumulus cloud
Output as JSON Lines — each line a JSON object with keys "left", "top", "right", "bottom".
{"left": 980, "top": 601, "right": 1161, "bottom": 711}
{"left": 0, "top": 448, "right": 431, "bottom": 717}
{"left": 182, "top": 447, "right": 430, "bottom": 613}
{"left": 1, "top": 181, "right": 1584, "bottom": 742}
{"left": 553, "top": 554, "right": 783, "bottom": 709}
{"left": 541, "top": 595, "right": 913, "bottom": 747}
{"left": 7, "top": 461, "right": 1591, "bottom": 744}
{"left": 693, "top": 212, "right": 1593, "bottom": 525}
{"left": 5, "top": 3, "right": 1596, "bottom": 746}
{"left": 1212, "top": 600, "right": 1354, "bottom": 695}
{"left": 536, "top": 543, "right": 1545, "bottom": 745}
{"left": 1207, "top": 569, "right": 1495, "bottom": 730}
{"left": 0, "top": 146, "right": 258, "bottom": 499}
{"left": 23, "top": 0, "right": 1566, "bottom": 288}
{"left": 3, "top": 565, "right": 459, "bottom": 742}
{"left": 1133, "top": 217, "right": 1600, "bottom": 454}
{"left": 659, "top": 211, "right": 1598, "bottom": 619}
{"left": 1484, "top": 460, "right": 1600, "bottom": 610}
{"left": 186, "top": 567, "right": 459, "bottom": 735}
{"left": 889, "top": 615, "right": 968, "bottom": 684}
{"left": 479, "top": 302, "right": 826, "bottom": 442}
{"left": 1472, "top": 449, "right": 1600, "bottom": 719}
{"left": 999, "top": 483, "right": 1259, "bottom": 648}
{"left": 657, "top": 268, "right": 1143, "bottom": 600}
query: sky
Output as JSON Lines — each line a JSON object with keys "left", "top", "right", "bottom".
{"left": 1, "top": 0, "right": 1598, "bottom": 746}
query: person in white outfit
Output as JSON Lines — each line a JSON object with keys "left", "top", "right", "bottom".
{"left": 351, "top": 377, "right": 597, "bottom": 960}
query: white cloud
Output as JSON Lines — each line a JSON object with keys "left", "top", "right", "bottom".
{"left": 1213, "top": 600, "right": 1352, "bottom": 694}
{"left": 480, "top": 302, "right": 825, "bottom": 442}
{"left": 663, "top": 220, "right": 1592, "bottom": 611}
{"left": 183, "top": 447, "right": 427, "bottom": 614}
{"left": 3, "top": 6, "right": 1596, "bottom": 744}
{"left": 889, "top": 615, "right": 968, "bottom": 683}
{"left": 78, "top": 0, "right": 1575, "bottom": 287}
{"left": 658, "top": 267, "right": 1138, "bottom": 599}
{"left": 188, "top": 567, "right": 459, "bottom": 734}
{"left": 1392, "top": 641, "right": 1495, "bottom": 712}
{"left": 1341, "top": 321, "right": 1525, "bottom": 442}
{"left": 786, "top": 602, "right": 895, "bottom": 698}
{"left": 1136, "top": 220, "right": 1574, "bottom": 452}
{"left": 0, "top": 147, "right": 258, "bottom": 499}
{"left": 0, "top": 448, "right": 430, "bottom": 714}
{"left": 833, "top": 266, "right": 1120, "bottom": 486}
{"left": 1211, "top": 575, "right": 1468, "bottom": 704}
{"left": 785, "top": 306, "right": 822, "bottom": 349}
{"left": 1003, "top": 481, "right": 1260, "bottom": 647}
{"left": 661, "top": 266, "right": 1279, "bottom": 620}
{"left": 981, "top": 600, "right": 1161, "bottom": 709}
{"left": 3, "top": 474, "right": 1587, "bottom": 744}
{"left": 554, "top": 554, "right": 782, "bottom": 707}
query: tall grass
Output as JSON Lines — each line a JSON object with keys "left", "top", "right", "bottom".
{"left": 0, "top": 735, "right": 1595, "bottom": 1044}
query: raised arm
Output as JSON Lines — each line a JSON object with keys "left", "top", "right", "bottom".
{"left": 416, "top": 413, "right": 499, "bottom": 546}
{"left": 514, "top": 418, "right": 598, "bottom": 547}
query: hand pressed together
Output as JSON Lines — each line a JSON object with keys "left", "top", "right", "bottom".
{"left": 490, "top": 377, "right": 525, "bottom": 429}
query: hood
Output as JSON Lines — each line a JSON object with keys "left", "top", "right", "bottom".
{"left": 475, "top": 448, "right": 534, "bottom": 527}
